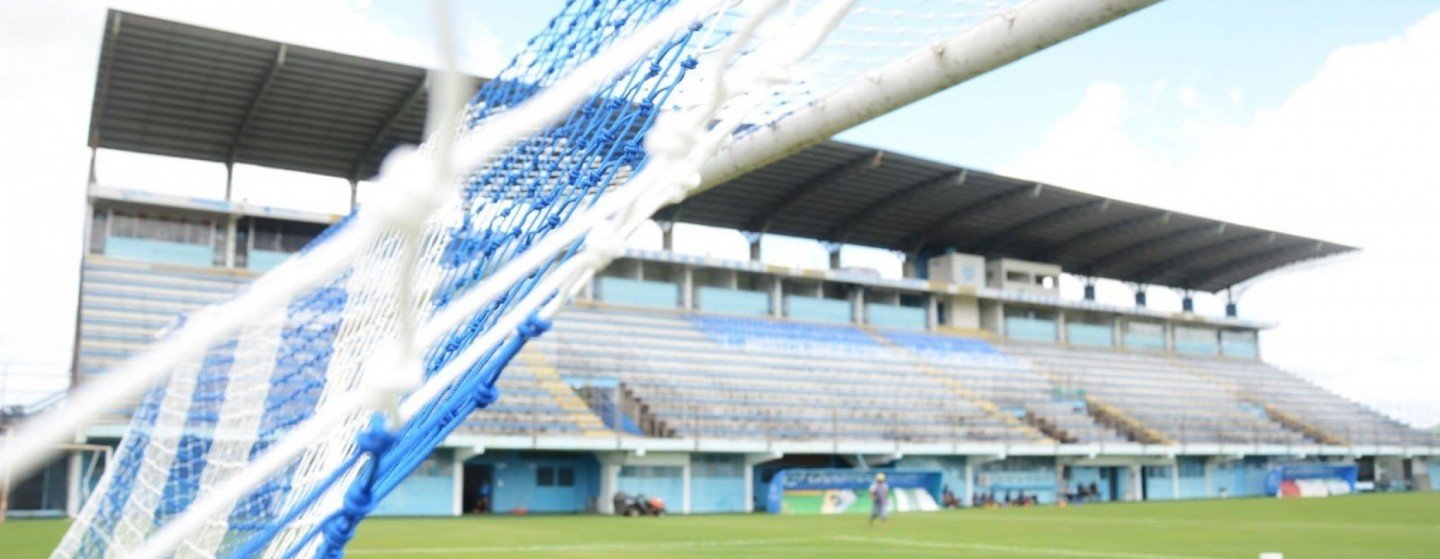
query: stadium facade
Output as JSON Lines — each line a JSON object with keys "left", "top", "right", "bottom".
{"left": 11, "top": 11, "right": 1438, "bottom": 518}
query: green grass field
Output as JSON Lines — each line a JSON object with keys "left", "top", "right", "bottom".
{"left": 2, "top": 493, "right": 1435, "bottom": 558}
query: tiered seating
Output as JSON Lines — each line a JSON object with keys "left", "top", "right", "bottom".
{"left": 884, "top": 332, "right": 1126, "bottom": 444}
{"left": 1191, "top": 357, "right": 1439, "bottom": 447}
{"left": 458, "top": 365, "right": 589, "bottom": 436}
{"left": 526, "top": 306, "right": 1037, "bottom": 442}
{"left": 77, "top": 258, "right": 249, "bottom": 379}
{"left": 1002, "top": 343, "right": 1308, "bottom": 445}
{"left": 77, "top": 257, "right": 602, "bottom": 436}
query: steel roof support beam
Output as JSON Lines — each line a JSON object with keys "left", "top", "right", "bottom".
{"left": 746, "top": 150, "right": 885, "bottom": 233}
{"left": 87, "top": 13, "right": 125, "bottom": 149}
{"left": 1133, "top": 231, "right": 1271, "bottom": 282}
{"left": 1041, "top": 210, "right": 1171, "bottom": 260}
{"left": 1186, "top": 241, "right": 1327, "bottom": 291}
{"left": 1075, "top": 222, "right": 1216, "bottom": 276}
{"left": 227, "top": 44, "right": 288, "bottom": 164}
{"left": 350, "top": 73, "right": 430, "bottom": 181}
{"left": 966, "top": 198, "right": 1110, "bottom": 254}
{"left": 824, "top": 170, "right": 966, "bottom": 243}
{"left": 902, "top": 182, "right": 1043, "bottom": 253}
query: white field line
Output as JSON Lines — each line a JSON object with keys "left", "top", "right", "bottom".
{"left": 345, "top": 536, "right": 824, "bottom": 555}
{"left": 833, "top": 535, "right": 1240, "bottom": 559}
{"left": 900, "top": 510, "right": 1433, "bottom": 534}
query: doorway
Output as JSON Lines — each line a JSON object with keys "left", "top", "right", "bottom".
{"left": 463, "top": 464, "right": 494, "bottom": 514}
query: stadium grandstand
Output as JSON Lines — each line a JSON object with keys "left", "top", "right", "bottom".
{"left": 4, "top": 9, "right": 1436, "bottom": 521}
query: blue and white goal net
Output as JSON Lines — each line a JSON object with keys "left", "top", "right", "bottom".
{"left": 0, "top": 0, "right": 1155, "bottom": 557}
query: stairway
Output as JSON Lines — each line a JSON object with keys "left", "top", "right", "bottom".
{"left": 1259, "top": 402, "right": 1344, "bottom": 445}
{"left": 516, "top": 347, "right": 612, "bottom": 437}
{"left": 1169, "top": 357, "right": 1337, "bottom": 445}
{"left": 1082, "top": 398, "right": 1172, "bottom": 445}
{"left": 865, "top": 329, "right": 1052, "bottom": 444}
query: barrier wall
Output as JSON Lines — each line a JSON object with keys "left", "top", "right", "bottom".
{"left": 784, "top": 295, "right": 852, "bottom": 324}
{"left": 1006, "top": 317, "right": 1057, "bottom": 342}
{"left": 690, "top": 454, "right": 747, "bottom": 513}
{"left": 598, "top": 277, "right": 679, "bottom": 309}
{"left": 618, "top": 465, "right": 684, "bottom": 512}
{"left": 697, "top": 287, "right": 770, "bottom": 315}
{"left": 105, "top": 237, "right": 213, "bottom": 267}
{"left": 766, "top": 469, "right": 942, "bottom": 514}
{"left": 867, "top": 303, "right": 926, "bottom": 330}
{"left": 374, "top": 450, "right": 456, "bottom": 516}
{"left": 468, "top": 451, "right": 600, "bottom": 514}
{"left": 1066, "top": 323, "right": 1112, "bottom": 347}
{"left": 247, "top": 249, "right": 290, "bottom": 272}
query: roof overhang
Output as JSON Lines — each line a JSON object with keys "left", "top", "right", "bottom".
{"left": 88, "top": 10, "right": 481, "bottom": 181}
{"left": 664, "top": 141, "right": 1355, "bottom": 292}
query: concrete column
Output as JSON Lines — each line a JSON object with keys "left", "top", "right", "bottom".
{"left": 1113, "top": 319, "right": 1124, "bottom": 350}
{"left": 223, "top": 161, "right": 234, "bottom": 202}
{"left": 451, "top": 449, "right": 464, "bottom": 515}
{"left": 597, "top": 457, "right": 621, "bottom": 514}
{"left": 1171, "top": 459, "right": 1180, "bottom": 500}
{"left": 66, "top": 450, "right": 83, "bottom": 518}
{"left": 659, "top": 220, "right": 675, "bottom": 251}
{"left": 771, "top": 278, "right": 784, "bottom": 317}
{"left": 925, "top": 295, "right": 938, "bottom": 331}
{"left": 582, "top": 276, "right": 595, "bottom": 301}
{"left": 963, "top": 459, "right": 975, "bottom": 508}
{"left": 348, "top": 179, "right": 359, "bottom": 211}
{"left": 224, "top": 215, "right": 239, "bottom": 269}
{"left": 1129, "top": 463, "right": 1143, "bottom": 502}
{"left": 851, "top": 287, "right": 865, "bottom": 325}
{"left": 681, "top": 458, "right": 692, "bottom": 514}
{"left": 1056, "top": 312, "right": 1068, "bottom": 344}
{"left": 1204, "top": 458, "right": 1214, "bottom": 498}
{"left": 680, "top": 267, "right": 694, "bottom": 309}
{"left": 1165, "top": 323, "right": 1176, "bottom": 352}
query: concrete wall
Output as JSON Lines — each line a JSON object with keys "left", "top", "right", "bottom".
{"left": 985, "top": 258, "right": 1061, "bottom": 296}
{"left": 374, "top": 450, "right": 456, "bottom": 516}
{"left": 466, "top": 450, "right": 601, "bottom": 514}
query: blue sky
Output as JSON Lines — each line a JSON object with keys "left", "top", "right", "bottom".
{"left": 1, "top": 0, "right": 1438, "bottom": 426}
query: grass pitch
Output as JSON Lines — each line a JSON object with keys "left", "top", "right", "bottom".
{"left": 2, "top": 493, "right": 1435, "bottom": 558}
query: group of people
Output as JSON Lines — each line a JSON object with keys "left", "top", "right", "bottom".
{"left": 1064, "top": 481, "right": 1102, "bottom": 503}
{"left": 941, "top": 486, "right": 1044, "bottom": 508}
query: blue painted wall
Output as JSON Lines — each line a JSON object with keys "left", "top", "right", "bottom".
{"left": 599, "top": 277, "right": 678, "bottom": 309}
{"left": 690, "top": 454, "right": 746, "bottom": 513}
{"left": 106, "top": 237, "right": 212, "bottom": 267}
{"left": 785, "top": 295, "right": 851, "bottom": 324}
{"left": 697, "top": 287, "right": 770, "bottom": 315}
{"left": 1006, "top": 317, "right": 1057, "bottom": 342}
{"left": 896, "top": 456, "right": 966, "bottom": 502}
{"left": 1066, "top": 323, "right": 1113, "bottom": 347}
{"left": 867, "top": 303, "right": 925, "bottom": 330}
{"left": 617, "top": 465, "right": 684, "bottom": 511}
{"left": 976, "top": 457, "right": 1056, "bottom": 504}
{"left": 1141, "top": 463, "right": 1207, "bottom": 500}
{"left": 467, "top": 451, "right": 600, "bottom": 513}
{"left": 1066, "top": 467, "right": 1120, "bottom": 502}
{"left": 1428, "top": 460, "right": 1439, "bottom": 491}
{"left": 247, "top": 249, "right": 290, "bottom": 272}
{"left": 374, "top": 449, "right": 455, "bottom": 516}
{"left": 1210, "top": 458, "right": 1271, "bottom": 498}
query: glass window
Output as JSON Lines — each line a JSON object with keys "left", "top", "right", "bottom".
{"left": 536, "top": 466, "right": 555, "bottom": 487}
{"left": 557, "top": 466, "right": 575, "bottom": 487}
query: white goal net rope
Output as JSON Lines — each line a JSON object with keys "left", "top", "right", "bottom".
{"left": 0, "top": 0, "right": 1156, "bottom": 557}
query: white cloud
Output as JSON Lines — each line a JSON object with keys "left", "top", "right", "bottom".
{"left": 1002, "top": 10, "right": 1440, "bottom": 427}
{"left": 0, "top": 0, "right": 509, "bottom": 404}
